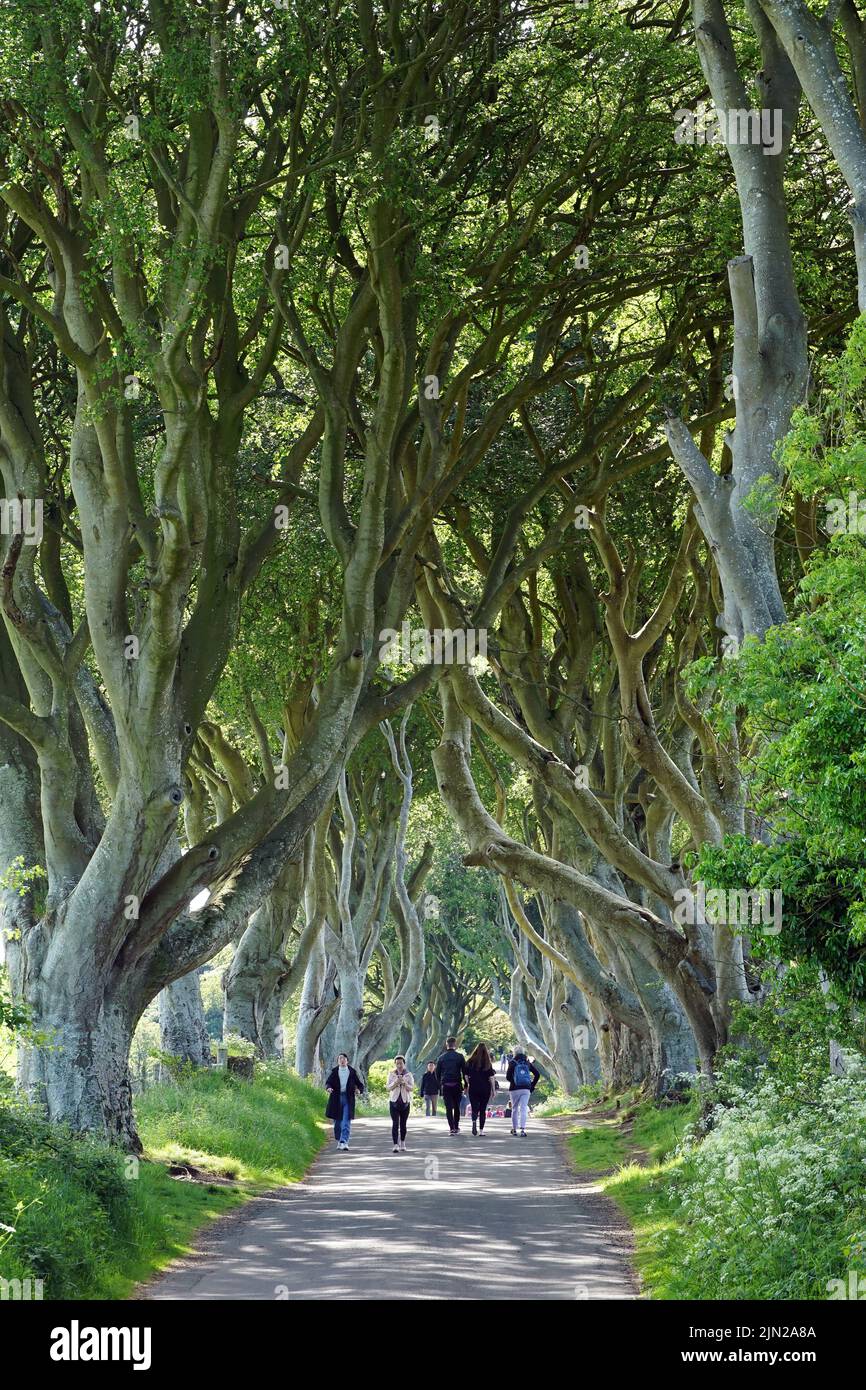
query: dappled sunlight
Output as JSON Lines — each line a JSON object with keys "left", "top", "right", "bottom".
{"left": 147, "top": 1117, "right": 635, "bottom": 1300}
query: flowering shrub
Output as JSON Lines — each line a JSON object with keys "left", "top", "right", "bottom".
{"left": 659, "top": 1062, "right": 866, "bottom": 1299}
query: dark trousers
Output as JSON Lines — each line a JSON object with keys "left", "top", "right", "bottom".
{"left": 390, "top": 1099, "right": 409, "bottom": 1143}
{"left": 469, "top": 1092, "right": 489, "bottom": 1130}
{"left": 442, "top": 1082, "right": 462, "bottom": 1130}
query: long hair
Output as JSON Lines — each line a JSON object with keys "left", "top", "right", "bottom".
{"left": 466, "top": 1042, "right": 493, "bottom": 1072}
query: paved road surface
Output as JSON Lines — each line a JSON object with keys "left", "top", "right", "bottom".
{"left": 143, "top": 1113, "right": 636, "bottom": 1301}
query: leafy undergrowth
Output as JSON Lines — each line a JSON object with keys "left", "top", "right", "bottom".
{"left": 0, "top": 1065, "right": 325, "bottom": 1300}
{"left": 564, "top": 1090, "right": 695, "bottom": 1298}
{"left": 566, "top": 1071, "right": 866, "bottom": 1300}
{"left": 136, "top": 1063, "right": 324, "bottom": 1184}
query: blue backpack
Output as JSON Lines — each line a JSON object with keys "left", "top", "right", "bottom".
{"left": 513, "top": 1058, "right": 532, "bottom": 1087}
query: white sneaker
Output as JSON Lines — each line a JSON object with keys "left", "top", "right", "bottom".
{"left": 400, "top": 1142, "right": 407, "bottom": 1151}
{"left": 393, "top": 1144, "right": 400, "bottom": 1152}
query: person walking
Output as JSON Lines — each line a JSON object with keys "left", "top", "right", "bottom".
{"left": 466, "top": 1043, "right": 497, "bottom": 1136}
{"left": 324, "top": 1053, "right": 365, "bottom": 1151}
{"left": 436, "top": 1037, "right": 468, "bottom": 1135}
{"left": 419, "top": 1061, "right": 440, "bottom": 1116}
{"left": 387, "top": 1055, "right": 414, "bottom": 1152}
{"left": 505, "top": 1048, "right": 540, "bottom": 1136}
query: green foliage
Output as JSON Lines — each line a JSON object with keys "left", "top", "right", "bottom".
{"left": 694, "top": 835, "right": 866, "bottom": 997}
{"left": 684, "top": 322, "right": 866, "bottom": 999}
{"left": 567, "top": 1120, "right": 628, "bottom": 1172}
{"left": 0, "top": 1066, "right": 324, "bottom": 1298}
{"left": 0, "top": 857, "right": 48, "bottom": 930}
{"left": 218, "top": 1032, "right": 257, "bottom": 1060}
{"left": 0, "top": 967, "right": 36, "bottom": 1042}
{"left": 717, "top": 964, "right": 862, "bottom": 1107}
{"left": 461, "top": 1008, "right": 512, "bottom": 1054}
{"left": 588, "top": 980, "right": 866, "bottom": 1300}
{"left": 365, "top": 1059, "right": 392, "bottom": 1098}
{"left": 0, "top": 967, "right": 53, "bottom": 1069}
{"left": 561, "top": 1091, "right": 697, "bottom": 1297}
{"left": 659, "top": 1066, "right": 866, "bottom": 1300}
{"left": 136, "top": 1064, "right": 324, "bottom": 1186}
{"left": 0, "top": 1082, "right": 140, "bottom": 1299}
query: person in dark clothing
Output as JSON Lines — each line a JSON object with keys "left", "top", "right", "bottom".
{"left": 505, "top": 1048, "right": 541, "bottom": 1136}
{"left": 419, "top": 1061, "right": 440, "bottom": 1116}
{"left": 324, "top": 1054, "right": 365, "bottom": 1150}
{"left": 466, "top": 1043, "right": 496, "bottom": 1136}
{"left": 435, "top": 1037, "right": 467, "bottom": 1134}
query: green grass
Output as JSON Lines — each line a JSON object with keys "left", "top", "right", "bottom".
{"left": 564, "top": 1093, "right": 698, "bottom": 1299}
{"left": 0, "top": 1064, "right": 326, "bottom": 1300}
{"left": 137, "top": 1064, "right": 324, "bottom": 1184}
{"left": 566, "top": 1117, "right": 629, "bottom": 1170}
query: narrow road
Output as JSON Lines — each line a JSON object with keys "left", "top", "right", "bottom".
{"left": 143, "top": 1113, "right": 637, "bottom": 1301}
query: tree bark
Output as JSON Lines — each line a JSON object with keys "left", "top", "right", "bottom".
{"left": 159, "top": 970, "right": 211, "bottom": 1070}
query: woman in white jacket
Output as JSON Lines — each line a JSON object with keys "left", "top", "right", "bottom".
{"left": 387, "top": 1055, "right": 415, "bottom": 1152}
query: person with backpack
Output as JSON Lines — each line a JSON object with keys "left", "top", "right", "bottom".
{"left": 419, "top": 1061, "right": 440, "bottom": 1116}
{"left": 505, "top": 1048, "right": 540, "bottom": 1136}
{"left": 324, "top": 1053, "right": 365, "bottom": 1151}
{"left": 435, "top": 1037, "right": 468, "bottom": 1134}
{"left": 386, "top": 1055, "right": 414, "bottom": 1152}
{"left": 465, "top": 1042, "right": 497, "bottom": 1136}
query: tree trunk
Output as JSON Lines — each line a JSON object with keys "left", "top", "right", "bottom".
{"left": 555, "top": 979, "right": 600, "bottom": 1090}
{"left": 223, "top": 856, "right": 304, "bottom": 1057}
{"left": 159, "top": 970, "right": 211, "bottom": 1069}
{"left": 17, "top": 957, "right": 142, "bottom": 1151}
{"left": 331, "top": 965, "right": 366, "bottom": 1064}
{"left": 295, "top": 931, "right": 338, "bottom": 1077}
{"left": 667, "top": 0, "right": 807, "bottom": 642}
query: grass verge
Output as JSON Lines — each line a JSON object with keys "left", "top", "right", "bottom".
{"left": 565, "top": 1092, "right": 697, "bottom": 1299}
{"left": 0, "top": 1064, "right": 326, "bottom": 1300}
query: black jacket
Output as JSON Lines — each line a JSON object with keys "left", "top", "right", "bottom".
{"left": 466, "top": 1063, "right": 497, "bottom": 1098}
{"left": 419, "top": 1071, "right": 440, "bottom": 1096}
{"left": 436, "top": 1049, "right": 467, "bottom": 1088}
{"left": 324, "top": 1065, "right": 365, "bottom": 1120}
{"left": 506, "top": 1057, "right": 541, "bottom": 1092}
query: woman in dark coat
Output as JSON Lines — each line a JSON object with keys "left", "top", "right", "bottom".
{"left": 466, "top": 1042, "right": 497, "bottom": 1136}
{"left": 324, "top": 1053, "right": 365, "bottom": 1150}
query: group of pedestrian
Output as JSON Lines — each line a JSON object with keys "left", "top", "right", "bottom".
{"left": 323, "top": 1038, "right": 541, "bottom": 1152}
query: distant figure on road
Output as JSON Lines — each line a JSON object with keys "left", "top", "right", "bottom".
{"left": 466, "top": 1043, "right": 497, "bottom": 1136}
{"left": 506, "top": 1049, "right": 540, "bottom": 1137}
{"left": 387, "top": 1055, "right": 414, "bottom": 1152}
{"left": 324, "top": 1054, "right": 365, "bottom": 1151}
{"left": 419, "top": 1061, "right": 440, "bottom": 1115}
{"left": 436, "top": 1037, "right": 468, "bottom": 1135}
{"left": 499, "top": 1050, "right": 508, "bottom": 1073}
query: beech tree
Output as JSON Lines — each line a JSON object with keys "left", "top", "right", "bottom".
{"left": 0, "top": 0, "right": 619, "bottom": 1143}
{"left": 0, "top": 0, "right": 861, "bottom": 1147}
